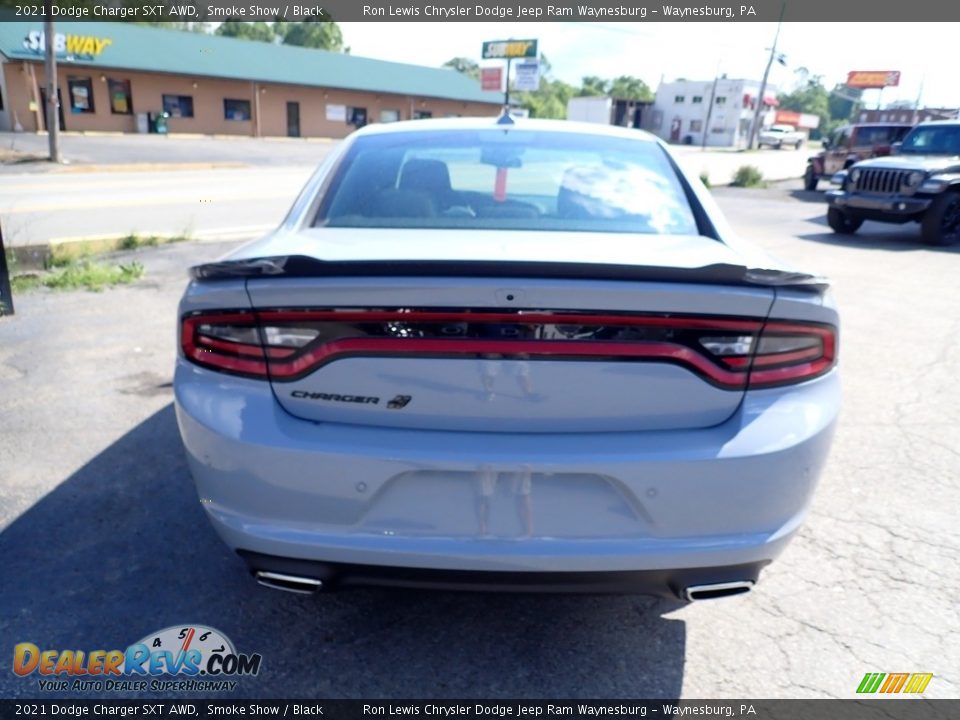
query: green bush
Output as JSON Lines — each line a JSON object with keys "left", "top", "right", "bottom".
{"left": 732, "top": 165, "right": 766, "bottom": 188}
{"left": 699, "top": 172, "right": 711, "bottom": 189}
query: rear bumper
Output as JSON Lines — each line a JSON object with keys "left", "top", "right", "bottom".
{"left": 239, "top": 550, "right": 766, "bottom": 597}
{"left": 175, "top": 361, "right": 839, "bottom": 581}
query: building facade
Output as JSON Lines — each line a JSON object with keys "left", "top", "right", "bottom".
{"left": 856, "top": 107, "right": 960, "bottom": 125}
{"left": 651, "top": 78, "right": 779, "bottom": 147}
{"left": 0, "top": 23, "right": 502, "bottom": 138}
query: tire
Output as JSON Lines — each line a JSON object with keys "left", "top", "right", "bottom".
{"left": 827, "top": 207, "right": 863, "bottom": 234}
{"left": 795, "top": 141, "right": 803, "bottom": 150}
{"left": 921, "top": 192, "right": 960, "bottom": 246}
{"left": 804, "top": 165, "right": 819, "bottom": 191}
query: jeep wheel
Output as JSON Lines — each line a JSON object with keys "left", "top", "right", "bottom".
{"left": 827, "top": 207, "right": 863, "bottom": 234}
{"left": 921, "top": 192, "right": 960, "bottom": 246}
{"left": 795, "top": 141, "right": 803, "bottom": 150}
{"left": 804, "top": 165, "right": 819, "bottom": 191}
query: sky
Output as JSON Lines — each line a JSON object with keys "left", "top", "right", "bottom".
{"left": 339, "top": 22, "right": 956, "bottom": 109}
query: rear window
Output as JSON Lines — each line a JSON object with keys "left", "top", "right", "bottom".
{"left": 315, "top": 129, "right": 699, "bottom": 235}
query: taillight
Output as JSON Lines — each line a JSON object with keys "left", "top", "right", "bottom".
{"left": 180, "top": 310, "right": 836, "bottom": 389}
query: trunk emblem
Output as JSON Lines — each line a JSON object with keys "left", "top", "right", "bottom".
{"left": 387, "top": 395, "right": 413, "bottom": 409}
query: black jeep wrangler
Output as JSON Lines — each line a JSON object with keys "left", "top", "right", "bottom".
{"left": 825, "top": 121, "right": 960, "bottom": 245}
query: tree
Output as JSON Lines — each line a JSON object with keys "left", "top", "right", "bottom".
{"left": 443, "top": 57, "right": 480, "bottom": 80}
{"left": 215, "top": 21, "right": 278, "bottom": 43}
{"left": 828, "top": 84, "right": 862, "bottom": 124}
{"left": 276, "top": 20, "right": 345, "bottom": 51}
{"left": 607, "top": 76, "right": 654, "bottom": 102}
{"left": 578, "top": 76, "right": 609, "bottom": 97}
{"left": 778, "top": 79, "right": 831, "bottom": 139}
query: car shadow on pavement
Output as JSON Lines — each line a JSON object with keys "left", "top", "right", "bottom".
{"left": 0, "top": 404, "right": 687, "bottom": 699}
{"left": 798, "top": 215, "right": 960, "bottom": 252}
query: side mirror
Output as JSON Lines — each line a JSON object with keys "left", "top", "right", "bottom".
{"left": 890, "top": 142, "right": 902, "bottom": 155}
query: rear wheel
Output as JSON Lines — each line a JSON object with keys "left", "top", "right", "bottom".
{"left": 795, "top": 140, "right": 803, "bottom": 150}
{"left": 804, "top": 165, "right": 819, "bottom": 191}
{"left": 827, "top": 207, "right": 863, "bottom": 234}
{"left": 921, "top": 192, "right": 960, "bottom": 246}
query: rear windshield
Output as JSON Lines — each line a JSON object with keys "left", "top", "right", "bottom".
{"left": 315, "top": 129, "right": 699, "bottom": 235}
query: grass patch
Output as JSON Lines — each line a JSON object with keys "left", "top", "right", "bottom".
{"left": 118, "top": 232, "right": 192, "bottom": 251}
{"left": 731, "top": 165, "right": 767, "bottom": 188}
{"left": 12, "top": 259, "right": 144, "bottom": 293}
{"left": 699, "top": 172, "right": 711, "bottom": 189}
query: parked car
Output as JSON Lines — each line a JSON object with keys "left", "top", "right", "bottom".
{"left": 758, "top": 124, "right": 805, "bottom": 150}
{"left": 825, "top": 120, "right": 960, "bottom": 245}
{"left": 175, "top": 117, "right": 840, "bottom": 600}
{"left": 804, "top": 123, "right": 913, "bottom": 190}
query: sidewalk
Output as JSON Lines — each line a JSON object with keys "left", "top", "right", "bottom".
{"left": 671, "top": 144, "right": 809, "bottom": 185}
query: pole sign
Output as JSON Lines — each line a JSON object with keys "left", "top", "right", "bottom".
{"left": 480, "top": 67, "right": 504, "bottom": 92}
{"left": 513, "top": 62, "right": 541, "bottom": 92}
{"left": 482, "top": 39, "right": 538, "bottom": 60}
{"left": 846, "top": 71, "right": 901, "bottom": 89}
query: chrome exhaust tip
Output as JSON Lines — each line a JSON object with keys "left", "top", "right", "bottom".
{"left": 684, "top": 580, "right": 754, "bottom": 601}
{"left": 255, "top": 571, "right": 324, "bottom": 595}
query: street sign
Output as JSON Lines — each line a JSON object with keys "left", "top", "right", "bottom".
{"left": 513, "top": 62, "right": 540, "bottom": 92}
{"left": 846, "top": 71, "right": 901, "bottom": 89}
{"left": 482, "top": 39, "right": 538, "bottom": 60}
{"left": 480, "top": 67, "right": 503, "bottom": 92}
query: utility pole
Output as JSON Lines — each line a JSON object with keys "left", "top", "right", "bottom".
{"left": 702, "top": 61, "right": 721, "bottom": 151}
{"left": 43, "top": 4, "right": 62, "bottom": 163}
{"left": 748, "top": 2, "right": 786, "bottom": 150}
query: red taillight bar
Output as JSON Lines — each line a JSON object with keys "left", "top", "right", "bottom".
{"left": 180, "top": 309, "right": 837, "bottom": 390}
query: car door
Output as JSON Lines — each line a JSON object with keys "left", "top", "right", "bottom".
{"left": 824, "top": 127, "right": 851, "bottom": 175}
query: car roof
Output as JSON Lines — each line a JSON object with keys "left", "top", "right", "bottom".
{"left": 351, "top": 116, "right": 662, "bottom": 143}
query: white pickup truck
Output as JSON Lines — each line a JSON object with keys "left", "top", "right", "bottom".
{"left": 758, "top": 124, "right": 805, "bottom": 149}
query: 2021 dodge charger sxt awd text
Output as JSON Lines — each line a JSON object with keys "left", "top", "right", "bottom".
{"left": 175, "top": 117, "right": 840, "bottom": 601}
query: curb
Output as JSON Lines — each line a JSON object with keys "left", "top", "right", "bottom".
{"left": 53, "top": 161, "right": 249, "bottom": 174}
{"left": 6, "top": 226, "right": 274, "bottom": 271}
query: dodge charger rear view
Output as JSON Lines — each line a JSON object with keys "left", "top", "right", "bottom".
{"left": 174, "top": 117, "right": 839, "bottom": 600}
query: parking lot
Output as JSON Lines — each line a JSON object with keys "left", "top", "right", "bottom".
{"left": 0, "top": 180, "right": 958, "bottom": 699}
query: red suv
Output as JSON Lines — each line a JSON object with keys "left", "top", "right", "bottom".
{"left": 804, "top": 123, "right": 913, "bottom": 190}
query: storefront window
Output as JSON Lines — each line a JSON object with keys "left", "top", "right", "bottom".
{"left": 68, "top": 77, "right": 95, "bottom": 114}
{"left": 223, "top": 98, "right": 251, "bottom": 121}
{"left": 379, "top": 109, "right": 401, "bottom": 123}
{"left": 163, "top": 94, "right": 195, "bottom": 118}
{"left": 107, "top": 79, "right": 133, "bottom": 115}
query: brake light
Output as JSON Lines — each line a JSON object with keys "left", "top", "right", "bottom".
{"left": 180, "top": 310, "right": 836, "bottom": 389}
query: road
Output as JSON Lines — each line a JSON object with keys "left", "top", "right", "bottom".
{"left": 0, "top": 182, "right": 957, "bottom": 700}
{"left": 0, "top": 165, "right": 317, "bottom": 248}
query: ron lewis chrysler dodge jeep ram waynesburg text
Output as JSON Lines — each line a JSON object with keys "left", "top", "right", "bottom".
{"left": 174, "top": 117, "right": 840, "bottom": 601}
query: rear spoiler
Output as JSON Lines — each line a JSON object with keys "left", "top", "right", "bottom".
{"left": 190, "top": 255, "right": 829, "bottom": 292}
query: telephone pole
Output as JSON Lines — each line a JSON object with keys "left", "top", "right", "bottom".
{"left": 748, "top": 3, "right": 786, "bottom": 150}
{"left": 44, "top": 4, "right": 62, "bottom": 163}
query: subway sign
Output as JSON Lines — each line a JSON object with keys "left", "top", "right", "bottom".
{"left": 482, "top": 39, "right": 538, "bottom": 60}
{"left": 22, "top": 31, "right": 113, "bottom": 60}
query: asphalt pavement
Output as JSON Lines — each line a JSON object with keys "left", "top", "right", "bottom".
{"left": 0, "top": 182, "right": 957, "bottom": 700}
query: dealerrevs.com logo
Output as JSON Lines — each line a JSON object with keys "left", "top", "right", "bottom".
{"left": 13, "top": 625, "right": 262, "bottom": 692}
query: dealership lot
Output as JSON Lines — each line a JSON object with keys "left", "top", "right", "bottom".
{"left": 0, "top": 182, "right": 957, "bottom": 699}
